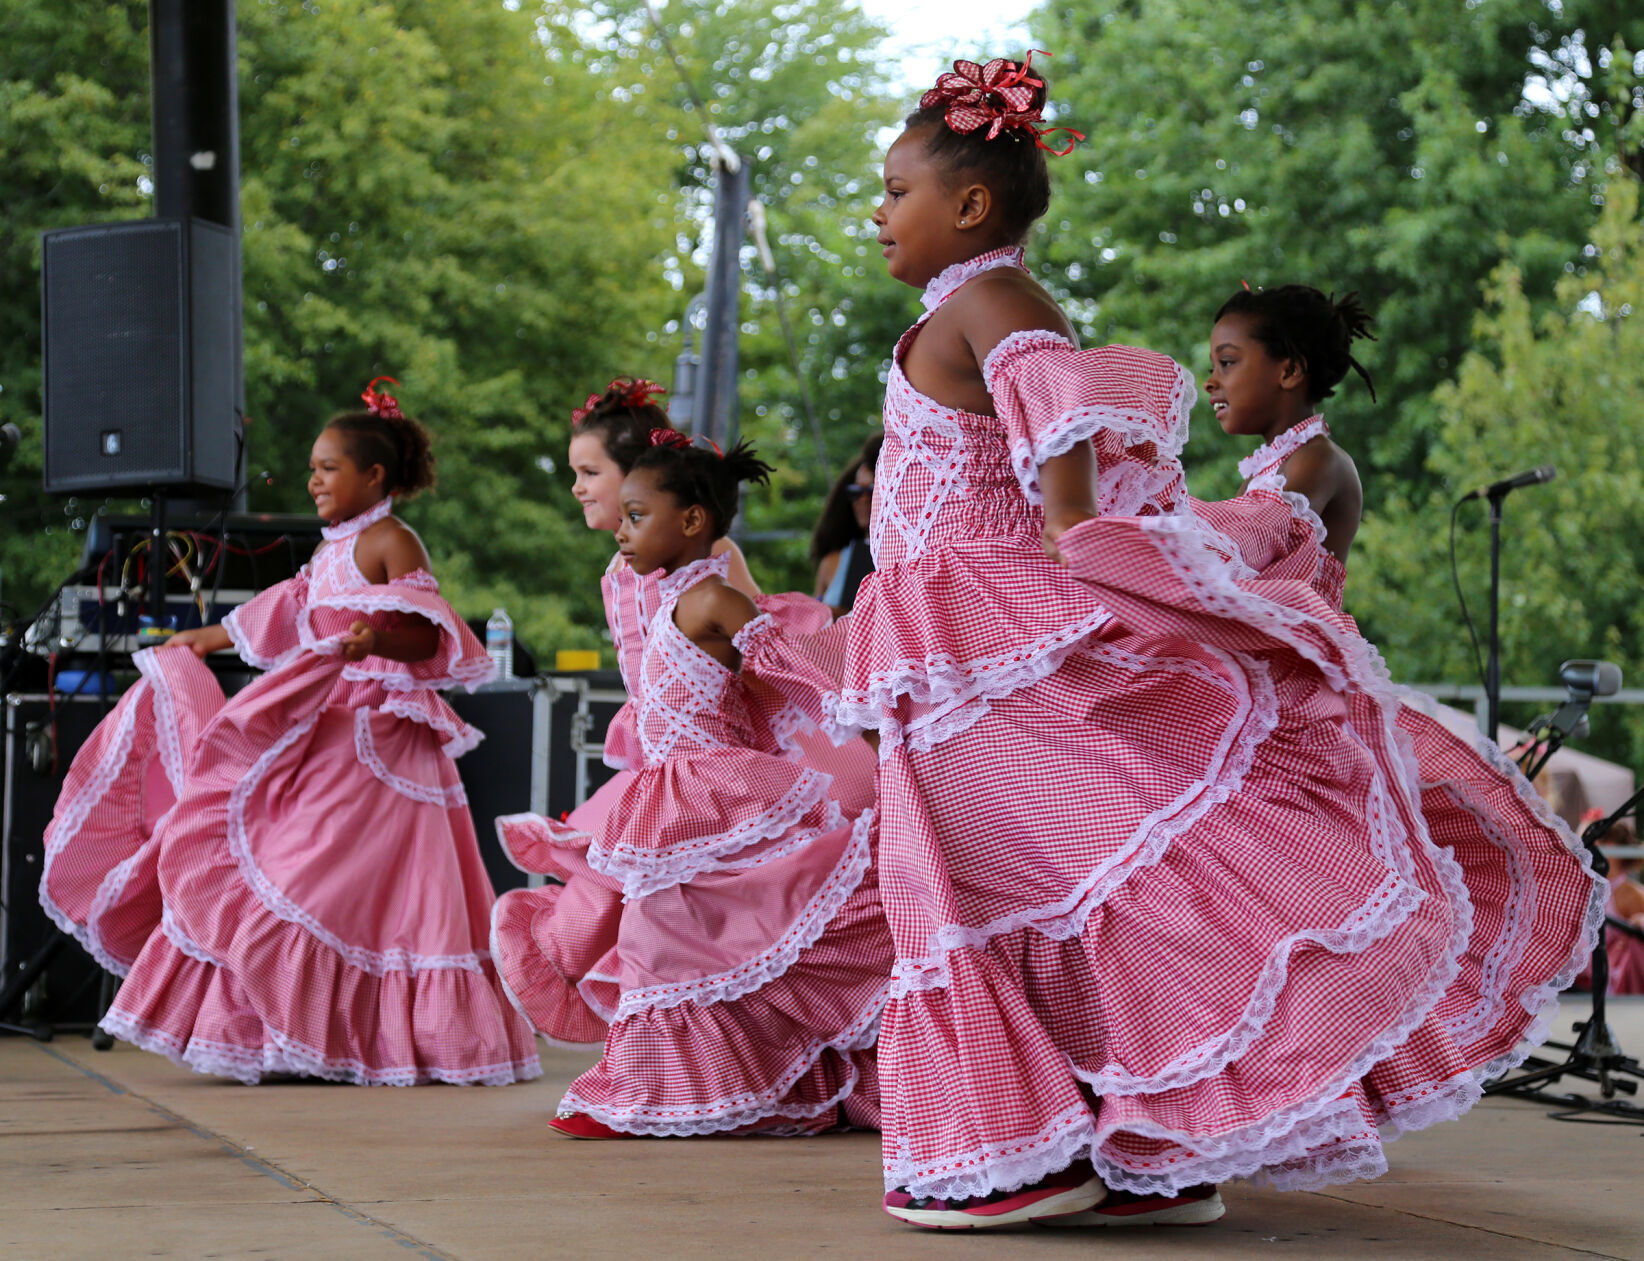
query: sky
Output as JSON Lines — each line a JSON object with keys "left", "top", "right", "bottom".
{"left": 856, "top": 0, "right": 1037, "bottom": 90}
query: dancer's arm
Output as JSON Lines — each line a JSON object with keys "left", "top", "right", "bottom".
{"left": 167, "top": 624, "right": 233, "bottom": 656}
{"left": 338, "top": 518, "right": 442, "bottom": 663}
{"left": 675, "top": 576, "right": 761, "bottom": 671}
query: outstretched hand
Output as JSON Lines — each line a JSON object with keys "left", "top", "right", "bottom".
{"left": 164, "top": 625, "right": 232, "bottom": 657}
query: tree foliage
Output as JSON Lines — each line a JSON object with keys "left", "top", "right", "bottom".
{"left": 1353, "top": 178, "right": 1644, "bottom": 766}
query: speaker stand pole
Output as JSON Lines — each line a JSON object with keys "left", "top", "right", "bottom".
{"left": 148, "top": 493, "right": 168, "bottom": 635}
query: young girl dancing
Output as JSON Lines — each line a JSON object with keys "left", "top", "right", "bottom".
{"left": 40, "top": 380, "right": 539, "bottom": 1084}
{"left": 740, "top": 55, "right": 1600, "bottom": 1228}
{"left": 511, "top": 432, "right": 892, "bottom": 1138}
{"left": 489, "top": 379, "right": 876, "bottom": 1052}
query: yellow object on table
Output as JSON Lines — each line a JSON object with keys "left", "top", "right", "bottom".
{"left": 555, "top": 649, "right": 601, "bottom": 672}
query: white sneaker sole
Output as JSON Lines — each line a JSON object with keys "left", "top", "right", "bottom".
{"left": 1040, "top": 1190, "right": 1225, "bottom": 1227}
{"left": 885, "top": 1177, "right": 1108, "bottom": 1230}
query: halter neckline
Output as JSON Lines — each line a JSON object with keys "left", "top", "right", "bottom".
{"left": 321, "top": 495, "right": 394, "bottom": 541}
{"left": 1239, "top": 416, "right": 1329, "bottom": 483}
{"left": 920, "top": 247, "right": 1028, "bottom": 312}
{"left": 657, "top": 551, "right": 730, "bottom": 602}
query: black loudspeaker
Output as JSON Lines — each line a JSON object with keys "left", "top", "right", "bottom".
{"left": 2, "top": 694, "right": 107, "bottom": 1028}
{"left": 41, "top": 217, "right": 240, "bottom": 496}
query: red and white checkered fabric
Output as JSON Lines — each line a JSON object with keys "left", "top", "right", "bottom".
{"left": 747, "top": 254, "right": 1601, "bottom": 1200}
{"left": 46, "top": 505, "right": 540, "bottom": 1085}
{"left": 536, "top": 553, "right": 893, "bottom": 1135}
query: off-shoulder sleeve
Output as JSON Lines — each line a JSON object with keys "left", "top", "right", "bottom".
{"left": 734, "top": 611, "right": 855, "bottom": 746}
{"left": 982, "top": 330, "right": 1194, "bottom": 517}
{"left": 222, "top": 569, "right": 311, "bottom": 669}
{"left": 300, "top": 568, "right": 496, "bottom": 692}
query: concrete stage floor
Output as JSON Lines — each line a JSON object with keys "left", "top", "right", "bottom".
{"left": 4, "top": 996, "right": 1643, "bottom": 1260}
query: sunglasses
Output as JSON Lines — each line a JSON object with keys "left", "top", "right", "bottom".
{"left": 845, "top": 483, "right": 873, "bottom": 501}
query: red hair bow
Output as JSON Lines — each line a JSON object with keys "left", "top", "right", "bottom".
{"left": 920, "top": 51, "right": 1085, "bottom": 156}
{"left": 648, "top": 428, "right": 692, "bottom": 450}
{"left": 571, "top": 377, "right": 669, "bottom": 425}
{"left": 361, "top": 376, "right": 404, "bottom": 419}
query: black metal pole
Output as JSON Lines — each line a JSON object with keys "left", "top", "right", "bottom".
{"left": 694, "top": 157, "right": 749, "bottom": 449}
{"left": 1485, "top": 492, "right": 1504, "bottom": 743}
{"left": 150, "top": 0, "right": 246, "bottom": 508}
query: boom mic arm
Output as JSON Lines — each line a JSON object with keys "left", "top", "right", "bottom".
{"left": 1457, "top": 465, "right": 1556, "bottom": 503}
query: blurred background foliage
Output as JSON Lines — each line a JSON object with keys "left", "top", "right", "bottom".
{"left": 3, "top": 0, "right": 1643, "bottom": 761}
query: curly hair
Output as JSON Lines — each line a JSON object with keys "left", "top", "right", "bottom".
{"left": 629, "top": 438, "right": 775, "bottom": 541}
{"left": 810, "top": 432, "right": 883, "bottom": 563}
{"left": 1214, "top": 285, "right": 1378, "bottom": 403}
{"left": 573, "top": 377, "right": 675, "bottom": 473}
{"left": 903, "top": 58, "right": 1053, "bottom": 244}
{"left": 325, "top": 410, "right": 436, "bottom": 497}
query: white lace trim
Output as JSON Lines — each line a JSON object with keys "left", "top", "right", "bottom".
{"left": 1238, "top": 415, "right": 1328, "bottom": 482}
{"left": 614, "top": 810, "right": 874, "bottom": 1018}
{"left": 656, "top": 552, "right": 729, "bottom": 601}
{"left": 890, "top": 642, "right": 1273, "bottom": 993}
{"left": 828, "top": 608, "right": 1115, "bottom": 754}
{"left": 101, "top": 1005, "right": 541, "bottom": 1087}
{"left": 561, "top": 975, "right": 890, "bottom": 1136}
{"left": 222, "top": 602, "right": 303, "bottom": 671}
{"left": 379, "top": 692, "right": 484, "bottom": 759}
{"left": 321, "top": 494, "right": 394, "bottom": 540}
{"left": 351, "top": 708, "right": 468, "bottom": 808}
{"left": 578, "top": 971, "right": 621, "bottom": 1023}
{"left": 299, "top": 590, "right": 494, "bottom": 693}
{"left": 37, "top": 685, "right": 147, "bottom": 967}
{"left": 138, "top": 651, "right": 191, "bottom": 796}
{"left": 980, "top": 330, "right": 1194, "bottom": 508}
{"left": 223, "top": 711, "right": 491, "bottom": 976}
{"left": 919, "top": 246, "right": 1026, "bottom": 312}
{"left": 1428, "top": 779, "right": 1536, "bottom": 1046}
{"left": 587, "top": 772, "right": 840, "bottom": 901}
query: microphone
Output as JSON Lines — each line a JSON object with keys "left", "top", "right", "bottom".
{"left": 1560, "top": 659, "right": 1622, "bottom": 699}
{"left": 1458, "top": 464, "right": 1556, "bottom": 502}
{"left": 0, "top": 423, "right": 19, "bottom": 471}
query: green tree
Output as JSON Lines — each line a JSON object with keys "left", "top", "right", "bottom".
{"left": 566, "top": 1, "right": 911, "bottom": 594}
{"left": 1030, "top": 0, "right": 1643, "bottom": 501}
{"left": 2, "top": 0, "right": 689, "bottom": 658}
{"left": 1353, "top": 177, "right": 1644, "bottom": 767}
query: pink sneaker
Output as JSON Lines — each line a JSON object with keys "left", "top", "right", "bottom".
{"left": 882, "top": 1162, "right": 1106, "bottom": 1230}
{"left": 1038, "top": 1183, "right": 1225, "bottom": 1227}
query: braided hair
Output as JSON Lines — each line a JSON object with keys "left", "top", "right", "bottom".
{"left": 573, "top": 378, "right": 675, "bottom": 473}
{"left": 630, "top": 438, "right": 775, "bottom": 540}
{"left": 325, "top": 410, "right": 436, "bottom": 497}
{"left": 1214, "top": 285, "right": 1378, "bottom": 403}
{"left": 904, "top": 59, "right": 1053, "bottom": 244}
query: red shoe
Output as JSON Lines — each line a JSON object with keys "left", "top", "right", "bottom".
{"left": 547, "top": 1112, "right": 632, "bottom": 1140}
{"left": 1038, "top": 1184, "right": 1224, "bottom": 1227}
{"left": 882, "top": 1162, "right": 1106, "bottom": 1230}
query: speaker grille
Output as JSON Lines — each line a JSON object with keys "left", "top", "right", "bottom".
{"left": 41, "top": 218, "right": 238, "bottom": 495}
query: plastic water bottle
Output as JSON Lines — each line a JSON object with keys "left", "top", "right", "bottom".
{"left": 486, "top": 607, "right": 514, "bottom": 681}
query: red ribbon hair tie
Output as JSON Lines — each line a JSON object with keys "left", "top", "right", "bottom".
{"left": 361, "top": 377, "right": 404, "bottom": 419}
{"left": 648, "top": 428, "right": 692, "bottom": 450}
{"left": 571, "top": 377, "right": 669, "bottom": 425}
{"left": 920, "top": 50, "right": 1085, "bottom": 156}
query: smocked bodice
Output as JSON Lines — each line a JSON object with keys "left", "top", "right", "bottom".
{"left": 872, "top": 251, "right": 1043, "bottom": 568}
{"left": 634, "top": 555, "right": 760, "bottom": 765}
{"left": 603, "top": 557, "right": 658, "bottom": 696}
{"left": 1228, "top": 417, "right": 1346, "bottom": 608}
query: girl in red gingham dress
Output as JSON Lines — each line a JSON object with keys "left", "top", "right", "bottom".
{"left": 488, "top": 381, "right": 879, "bottom": 1065}
{"left": 40, "top": 381, "right": 539, "bottom": 1085}
{"left": 527, "top": 433, "right": 893, "bottom": 1138}
{"left": 738, "top": 57, "right": 1603, "bottom": 1229}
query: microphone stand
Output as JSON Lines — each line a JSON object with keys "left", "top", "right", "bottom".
{"left": 1485, "top": 488, "right": 1506, "bottom": 743}
{"left": 1484, "top": 787, "right": 1644, "bottom": 1121}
